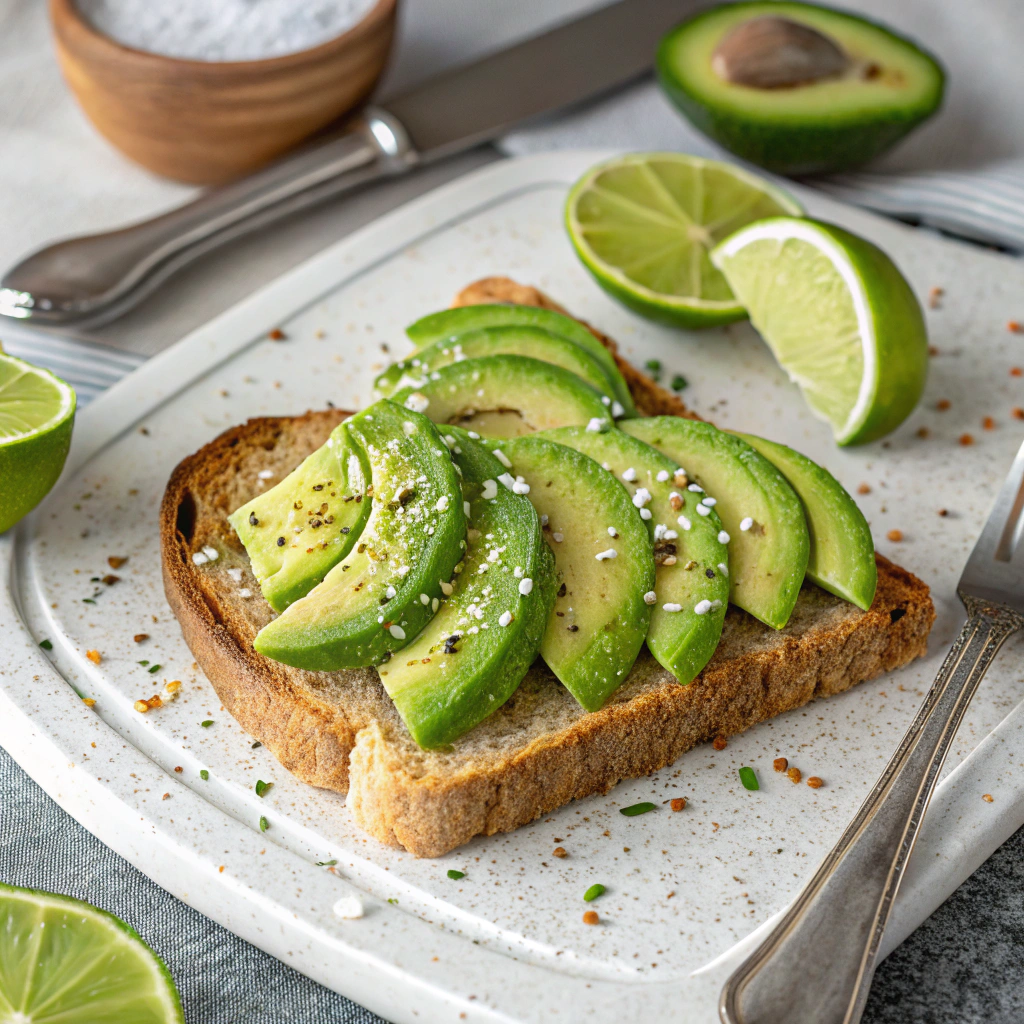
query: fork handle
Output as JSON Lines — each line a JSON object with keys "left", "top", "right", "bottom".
{"left": 720, "top": 595, "right": 1024, "bottom": 1024}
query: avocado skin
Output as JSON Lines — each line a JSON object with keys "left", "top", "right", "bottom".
{"left": 657, "top": 2, "right": 945, "bottom": 175}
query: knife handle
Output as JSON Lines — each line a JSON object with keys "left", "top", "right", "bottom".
{"left": 1, "top": 108, "right": 416, "bottom": 327}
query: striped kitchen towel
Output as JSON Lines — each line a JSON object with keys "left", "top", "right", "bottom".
{"left": 0, "top": 321, "right": 144, "bottom": 406}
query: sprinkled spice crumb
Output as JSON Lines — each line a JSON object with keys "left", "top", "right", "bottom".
{"left": 1012, "top": 368, "right": 1024, "bottom": 378}
{"left": 856, "top": 483, "right": 871, "bottom": 495}
{"left": 916, "top": 427, "right": 930, "bottom": 439}
{"left": 583, "top": 911, "right": 599, "bottom": 925}
{"left": 982, "top": 416, "right": 996, "bottom": 430}
{"left": 936, "top": 399, "right": 951, "bottom": 411}
{"left": 82, "top": 697, "right": 96, "bottom": 707}
{"left": 133, "top": 633, "right": 149, "bottom": 643}
{"left": 134, "top": 695, "right": 163, "bottom": 713}
{"left": 959, "top": 433, "right": 975, "bottom": 446}
{"left": 807, "top": 776, "right": 824, "bottom": 789}
{"left": 268, "top": 328, "right": 286, "bottom": 340}
{"left": 108, "top": 556, "right": 128, "bottom": 569}
{"left": 553, "top": 847, "right": 567, "bottom": 858}
{"left": 887, "top": 529, "right": 903, "bottom": 542}
{"left": 927, "top": 286, "right": 943, "bottom": 309}
{"left": 85, "top": 649, "right": 102, "bottom": 664}
{"left": 983, "top": 793, "right": 994, "bottom": 802}
{"left": 773, "top": 757, "right": 789, "bottom": 772}
{"left": 174, "top": 766, "right": 183, "bottom": 774}
{"left": 712, "top": 735, "right": 727, "bottom": 751}
{"left": 670, "top": 798, "right": 686, "bottom": 811}
{"left": 938, "top": 509, "right": 948, "bottom": 517}
{"left": 1013, "top": 408, "right": 1024, "bottom": 420}
{"left": 1009, "top": 321, "right": 1022, "bottom": 333}
{"left": 787, "top": 767, "right": 803, "bottom": 784}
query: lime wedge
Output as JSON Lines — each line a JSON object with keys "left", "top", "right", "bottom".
{"left": 0, "top": 351, "right": 75, "bottom": 533}
{"left": 564, "top": 152, "right": 802, "bottom": 328}
{"left": 0, "top": 883, "right": 183, "bottom": 1023}
{"left": 711, "top": 217, "right": 928, "bottom": 445}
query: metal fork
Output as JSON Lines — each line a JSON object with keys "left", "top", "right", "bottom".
{"left": 719, "top": 438, "right": 1024, "bottom": 1024}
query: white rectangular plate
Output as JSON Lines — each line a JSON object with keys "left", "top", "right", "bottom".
{"left": 3, "top": 152, "right": 1024, "bottom": 1024}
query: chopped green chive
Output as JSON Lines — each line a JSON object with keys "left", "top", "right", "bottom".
{"left": 251, "top": 741, "right": 262, "bottom": 749}
{"left": 620, "top": 802, "right": 657, "bottom": 816}
{"left": 739, "top": 766, "right": 759, "bottom": 791}
{"left": 199, "top": 770, "right": 209, "bottom": 781}
{"left": 147, "top": 664, "right": 161, "bottom": 674}
{"left": 447, "top": 869, "right": 465, "bottom": 880}
{"left": 317, "top": 859, "right": 338, "bottom": 867}
{"left": 137, "top": 660, "right": 149, "bottom": 666}
{"left": 38, "top": 639, "right": 53, "bottom": 651}
{"left": 671, "top": 374, "right": 688, "bottom": 391}
{"left": 644, "top": 359, "right": 662, "bottom": 373}
{"left": 255, "top": 780, "right": 271, "bottom": 798}
{"left": 201, "top": 720, "right": 213, "bottom": 728}
{"left": 387, "top": 898, "right": 398, "bottom": 904}
{"left": 259, "top": 816, "right": 269, "bottom": 832}
{"left": 583, "top": 884, "right": 606, "bottom": 902}
{"left": 82, "top": 598, "right": 96, "bottom": 605}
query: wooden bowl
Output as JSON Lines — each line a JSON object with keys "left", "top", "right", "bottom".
{"left": 49, "top": 0, "right": 397, "bottom": 185}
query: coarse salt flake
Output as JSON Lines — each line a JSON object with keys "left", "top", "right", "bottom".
{"left": 227, "top": 567, "right": 243, "bottom": 581}
{"left": 694, "top": 600, "right": 712, "bottom": 615}
{"left": 192, "top": 552, "right": 209, "bottom": 565}
{"left": 333, "top": 896, "right": 364, "bottom": 920}
{"left": 404, "top": 392, "right": 429, "bottom": 413}
{"left": 402, "top": 421, "right": 416, "bottom": 436}
{"left": 640, "top": 509, "right": 652, "bottom": 520}
{"left": 238, "top": 588, "right": 252, "bottom": 598}
{"left": 662, "top": 603, "right": 683, "bottom": 613}
{"left": 481, "top": 479, "right": 498, "bottom": 501}
{"left": 611, "top": 401, "right": 625, "bottom": 418}
{"left": 202, "top": 545, "right": 219, "bottom": 561}
{"left": 656, "top": 470, "right": 670, "bottom": 482}
{"left": 497, "top": 473, "right": 516, "bottom": 491}
{"left": 499, "top": 611, "right": 514, "bottom": 627}
{"left": 621, "top": 467, "right": 637, "bottom": 482}
{"left": 585, "top": 417, "right": 607, "bottom": 433}
{"left": 740, "top": 517, "right": 754, "bottom": 532}
{"left": 493, "top": 449, "right": 512, "bottom": 469}
{"left": 257, "top": 470, "right": 274, "bottom": 480}
{"left": 632, "top": 487, "right": 651, "bottom": 508}
{"left": 697, "top": 504, "right": 711, "bottom": 516}
{"left": 512, "top": 477, "right": 531, "bottom": 495}
{"left": 643, "top": 591, "right": 657, "bottom": 605}
{"left": 518, "top": 577, "right": 533, "bottom": 595}
{"left": 595, "top": 549, "right": 617, "bottom": 561}
{"left": 678, "top": 515, "right": 692, "bottom": 530}
{"left": 435, "top": 495, "right": 449, "bottom": 512}
{"left": 687, "top": 483, "right": 704, "bottom": 493}
{"left": 718, "top": 531, "right": 731, "bottom": 544}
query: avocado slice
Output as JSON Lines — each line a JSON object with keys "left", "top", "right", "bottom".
{"left": 493, "top": 434, "right": 654, "bottom": 711}
{"left": 732, "top": 432, "right": 876, "bottom": 610}
{"left": 405, "top": 304, "right": 637, "bottom": 416}
{"left": 228, "top": 423, "right": 371, "bottom": 612}
{"left": 253, "top": 400, "right": 466, "bottom": 670}
{"left": 375, "top": 325, "right": 625, "bottom": 411}
{"left": 543, "top": 426, "right": 729, "bottom": 684}
{"left": 622, "top": 417, "right": 809, "bottom": 630}
{"left": 392, "top": 355, "right": 611, "bottom": 439}
{"left": 657, "top": 1, "right": 945, "bottom": 174}
{"left": 378, "top": 430, "right": 556, "bottom": 749}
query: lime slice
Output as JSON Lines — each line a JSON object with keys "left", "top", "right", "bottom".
{"left": 711, "top": 217, "right": 928, "bottom": 446}
{"left": 0, "top": 883, "right": 183, "bottom": 1023}
{"left": 0, "top": 352, "right": 75, "bottom": 534}
{"left": 564, "top": 152, "right": 802, "bottom": 328}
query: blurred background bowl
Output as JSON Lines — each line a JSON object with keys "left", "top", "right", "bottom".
{"left": 49, "top": 0, "right": 398, "bottom": 185}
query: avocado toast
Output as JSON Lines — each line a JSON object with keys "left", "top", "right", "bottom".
{"left": 161, "top": 277, "right": 934, "bottom": 857}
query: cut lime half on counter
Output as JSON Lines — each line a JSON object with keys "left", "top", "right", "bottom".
{"left": 565, "top": 152, "right": 802, "bottom": 328}
{"left": 0, "top": 351, "right": 75, "bottom": 534}
{"left": 0, "top": 883, "right": 184, "bottom": 1023}
{"left": 711, "top": 216, "right": 927, "bottom": 445}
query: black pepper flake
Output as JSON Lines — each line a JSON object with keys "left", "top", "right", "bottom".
{"left": 313, "top": 484, "right": 324, "bottom": 491}
{"left": 276, "top": 537, "right": 285, "bottom": 547}
{"left": 557, "top": 583, "right": 567, "bottom": 597}
{"left": 443, "top": 635, "right": 460, "bottom": 654}
{"left": 568, "top": 624, "right": 579, "bottom": 632}
{"left": 705, "top": 568, "right": 715, "bottom": 578}
{"left": 341, "top": 526, "right": 350, "bottom": 534}
{"left": 249, "top": 513, "right": 259, "bottom": 526}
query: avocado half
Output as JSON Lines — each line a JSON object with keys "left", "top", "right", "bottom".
{"left": 657, "top": 1, "right": 945, "bottom": 175}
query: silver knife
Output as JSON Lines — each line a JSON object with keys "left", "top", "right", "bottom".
{"left": 1, "top": 0, "right": 686, "bottom": 328}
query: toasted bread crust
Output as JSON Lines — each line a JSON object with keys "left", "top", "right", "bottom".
{"left": 161, "top": 278, "right": 935, "bottom": 856}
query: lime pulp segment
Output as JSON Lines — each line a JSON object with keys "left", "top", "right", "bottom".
{"left": 0, "top": 883, "right": 184, "bottom": 1023}
{"left": 565, "top": 153, "right": 802, "bottom": 327}
{"left": 0, "top": 355, "right": 74, "bottom": 441}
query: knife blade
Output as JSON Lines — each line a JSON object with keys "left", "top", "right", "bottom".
{"left": 1, "top": 0, "right": 690, "bottom": 327}
{"left": 385, "top": 0, "right": 687, "bottom": 160}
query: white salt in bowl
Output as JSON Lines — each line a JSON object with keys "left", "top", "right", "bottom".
{"left": 49, "top": 0, "right": 397, "bottom": 184}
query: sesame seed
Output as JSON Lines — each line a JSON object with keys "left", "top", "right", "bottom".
{"left": 677, "top": 516, "right": 691, "bottom": 530}
{"left": 717, "top": 563, "right": 729, "bottom": 576}
{"left": 402, "top": 421, "right": 416, "bottom": 436}
{"left": 432, "top": 597, "right": 439, "bottom": 612}
{"left": 519, "top": 578, "right": 534, "bottom": 595}
{"left": 696, "top": 504, "right": 711, "bottom": 516}
{"left": 440, "top": 581, "right": 454, "bottom": 596}
{"left": 718, "top": 531, "right": 730, "bottom": 544}
{"left": 694, "top": 600, "right": 712, "bottom": 615}
{"left": 420, "top": 594, "right": 430, "bottom": 605}
{"left": 622, "top": 467, "right": 637, "bottom": 482}
{"left": 664, "top": 529, "right": 678, "bottom": 540}
{"left": 687, "top": 484, "right": 704, "bottom": 493}
{"left": 640, "top": 509, "right": 652, "bottom": 520}
{"left": 643, "top": 591, "right": 657, "bottom": 605}
{"left": 385, "top": 586, "right": 397, "bottom": 599}
{"left": 499, "top": 611, "right": 514, "bottom": 627}
{"left": 662, "top": 603, "right": 682, "bottom": 612}
{"left": 701, "top": 496, "right": 717, "bottom": 507}
{"left": 464, "top": 501, "right": 471, "bottom": 517}
{"left": 632, "top": 487, "right": 652, "bottom": 508}
{"left": 739, "top": 518, "right": 753, "bottom": 531}
{"left": 389, "top": 624, "right": 406, "bottom": 640}
{"left": 611, "top": 401, "right": 625, "bottom": 418}
{"left": 595, "top": 549, "right": 617, "bottom": 561}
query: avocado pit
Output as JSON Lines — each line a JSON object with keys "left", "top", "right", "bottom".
{"left": 711, "top": 15, "right": 850, "bottom": 89}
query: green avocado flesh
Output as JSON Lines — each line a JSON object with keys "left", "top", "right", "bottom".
{"left": 228, "top": 424, "right": 370, "bottom": 612}
{"left": 623, "top": 417, "right": 809, "bottom": 630}
{"left": 405, "top": 304, "right": 636, "bottom": 416}
{"left": 733, "top": 432, "right": 876, "bottom": 610}
{"left": 657, "top": 1, "right": 945, "bottom": 174}
{"left": 392, "top": 355, "right": 611, "bottom": 439}
{"left": 253, "top": 401, "right": 466, "bottom": 670}
{"left": 375, "top": 325, "right": 623, "bottom": 407}
{"left": 378, "top": 430, "right": 556, "bottom": 749}
{"left": 543, "top": 426, "right": 729, "bottom": 684}
{"left": 494, "top": 434, "right": 654, "bottom": 711}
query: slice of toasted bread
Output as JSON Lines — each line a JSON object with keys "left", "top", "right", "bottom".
{"left": 161, "top": 279, "right": 935, "bottom": 857}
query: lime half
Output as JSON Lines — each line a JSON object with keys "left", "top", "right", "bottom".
{"left": 0, "top": 883, "right": 183, "bottom": 1023}
{"left": 711, "top": 217, "right": 928, "bottom": 446}
{"left": 0, "top": 351, "right": 75, "bottom": 534}
{"left": 565, "top": 152, "right": 802, "bottom": 328}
